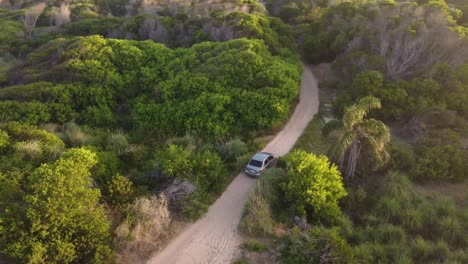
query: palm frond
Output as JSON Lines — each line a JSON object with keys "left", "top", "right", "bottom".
{"left": 358, "top": 96, "right": 382, "bottom": 112}
{"left": 359, "top": 119, "right": 391, "bottom": 169}
{"left": 343, "top": 96, "right": 382, "bottom": 129}
{"left": 359, "top": 119, "right": 391, "bottom": 144}
{"left": 343, "top": 105, "right": 366, "bottom": 129}
{"left": 330, "top": 131, "right": 356, "bottom": 162}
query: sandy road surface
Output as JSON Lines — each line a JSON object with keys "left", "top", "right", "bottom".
{"left": 147, "top": 64, "right": 319, "bottom": 264}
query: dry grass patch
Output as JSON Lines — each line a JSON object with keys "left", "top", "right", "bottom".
{"left": 114, "top": 194, "right": 180, "bottom": 263}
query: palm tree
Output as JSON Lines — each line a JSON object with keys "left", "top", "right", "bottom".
{"left": 323, "top": 96, "right": 390, "bottom": 179}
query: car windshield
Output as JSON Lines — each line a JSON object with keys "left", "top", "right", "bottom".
{"left": 248, "top": 159, "right": 263, "bottom": 167}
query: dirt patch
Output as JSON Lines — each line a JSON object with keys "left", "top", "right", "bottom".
{"left": 146, "top": 64, "right": 320, "bottom": 264}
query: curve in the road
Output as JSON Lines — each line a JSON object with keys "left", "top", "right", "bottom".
{"left": 147, "top": 64, "right": 319, "bottom": 264}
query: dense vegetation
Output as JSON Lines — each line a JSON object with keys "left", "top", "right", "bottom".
{"left": 0, "top": 0, "right": 302, "bottom": 262}
{"left": 1, "top": 0, "right": 467, "bottom": 263}
{"left": 238, "top": 0, "right": 468, "bottom": 263}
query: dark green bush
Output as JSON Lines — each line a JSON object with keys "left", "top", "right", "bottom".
{"left": 181, "top": 191, "right": 210, "bottom": 221}
{"left": 0, "top": 129, "right": 9, "bottom": 150}
{"left": 102, "top": 174, "right": 135, "bottom": 208}
{"left": 389, "top": 144, "right": 415, "bottom": 171}
{"left": 216, "top": 138, "right": 248, "bottom": 163}
{"left": 158, "top": 145, "right": 226, "bottom": 192}
{"left": 413, "top": 131, "right": 468, "bottom": 181}
{"left": 282, "top": 227, "right": 356, "bottom": 264}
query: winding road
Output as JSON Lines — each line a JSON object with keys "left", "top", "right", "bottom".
{"left": 147, "top": 64, "right": 319, "bottom": 264}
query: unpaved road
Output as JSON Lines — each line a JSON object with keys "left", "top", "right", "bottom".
{"left": 147, "top": 64, "right": 319, "bottom": 264}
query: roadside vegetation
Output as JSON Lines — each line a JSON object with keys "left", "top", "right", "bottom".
{"left": 239, "top": 0, "right": 468, "bottom": 263}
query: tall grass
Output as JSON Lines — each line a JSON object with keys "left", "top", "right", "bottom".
{"left": 62, "top": 122, "right": 87, "bottom": 146}
{"left": 240, "top": 168, "right": 285, "bottom": 236}
{"left": 14, "top": 140, "right": 42, "bottom": 160}
{"left": 214, "top": 138, "right": 248, "bottom": 162}
{"left": 352, "top": 171, "right": 468, "bottom": 263}
{"left": 114, "top": 194, "right": 171, "bottom": 263}
{"left": 106, "top": 131, "right": 129, "bottom": 154}
{"left": 293, "top": 115, "right": 331, "bottom": 154}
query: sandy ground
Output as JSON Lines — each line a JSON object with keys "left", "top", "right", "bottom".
{"left": 147, "top": 64, "right": 319, "bottom": 264}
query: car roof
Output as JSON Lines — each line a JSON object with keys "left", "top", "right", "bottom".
{"left": 251, "top": 152, "right": 274, "bottom": 161}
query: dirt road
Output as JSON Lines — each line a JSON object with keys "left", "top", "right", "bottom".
{"left": 147, "top": 64, "right": 319, "bottom": 264}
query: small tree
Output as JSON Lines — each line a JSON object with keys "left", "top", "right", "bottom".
{"left": 1, "top": 148, "right": 112, "bottom": 263}
{"left": 281, "top": 150, "right": 347, "bottom": 220}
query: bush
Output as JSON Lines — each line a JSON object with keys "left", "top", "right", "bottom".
{"left": 1, "top": 148, "right": 112, "bottom": 264}
{"left": 158, "top": 145, "right": 226, "bottom": 192}
{"left": 243, "top": 240, "right": 267, "bottom": 252}
{"left": 281, "top": 150, "right": 347, "bottom": 221}
{"left": 389, "top": 144, "right": 415, "bottom": 171}
{"left": 92, "top": 150, "right": 120, "bottom": 185}
{"left": 181, "top": 191, "right": 210, "bottom": 221}
{"left": 215, "top": 138, "right": 248, "bottom": 162}
{"left": 62, "top": 122, "right": 87, "bottom": 146}
{"left": 413, "top": 130, "right": 468, "bottom": 181}
{"left": 102, "top": 174, "right": 135, "bottom": 208}
{"left": 106, "top": 132, "right": 129, "bottom": 154}
{"left": 3, "top": 122, "right": 65, "bottom": 157}
{"left": 0, "top": 129, "right": 9, "bottom": 150}
{"left": 283, "top": 227, "right": 356, "bottom": 264}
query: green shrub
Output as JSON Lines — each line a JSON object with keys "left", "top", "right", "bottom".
{"left": 181, "top": 191, "right": 210, "bottom": 221}
{"left": 411, "top": 237, "right": 433, "bottom": 263}
{"left": 355, "top": 241, "right": 411, "bottom": 264}
{"left": 106, "top": 132, "right": 129, "bottom": 154}
{"left": 413, "top": 131, "right": 468, "bottom": 181}
{"left": 439, "top": 216, "right": 463, "bottom": 245}
{"left": 102, "top": 174, "right": 135, "bottom": 208}
{"left": 191, "top": 149, "right": 226, "bottom": 193}
{"left": 158, "top": 145, "right": 226, "bottom": 192}
{"left": 216, "top": 138, "right": 248, "bottom": 162}
{"left": 401, "top": 208, "right": 424, "bottom": 232}
{"left": 355, "top": 242, "right": 387, "bottom": 264}
{"left": 243, "top": 240, "right": 267, "bottom": 252}
{"left": 389, "top": 144, "right": 415, "bottom": 171}
{"left": 0, "top": 129, "right": 9, "bottom": 150}
{"left": 1, "top": 148, "right": 112, "bottom": 263}
{"left": 0, "top": 101, "right": 51, "bottom": 124}
{"left": 375, "top": 224, "right": 406, "bottom": 244}
{"left": 92, "top": 150, "right": 120, "bottom": 185}
{"left": 281, "top": 150, "right": 347, "bottom": 221}
{"left": 283, "top": 227, "right": 356, "bottom": 264}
